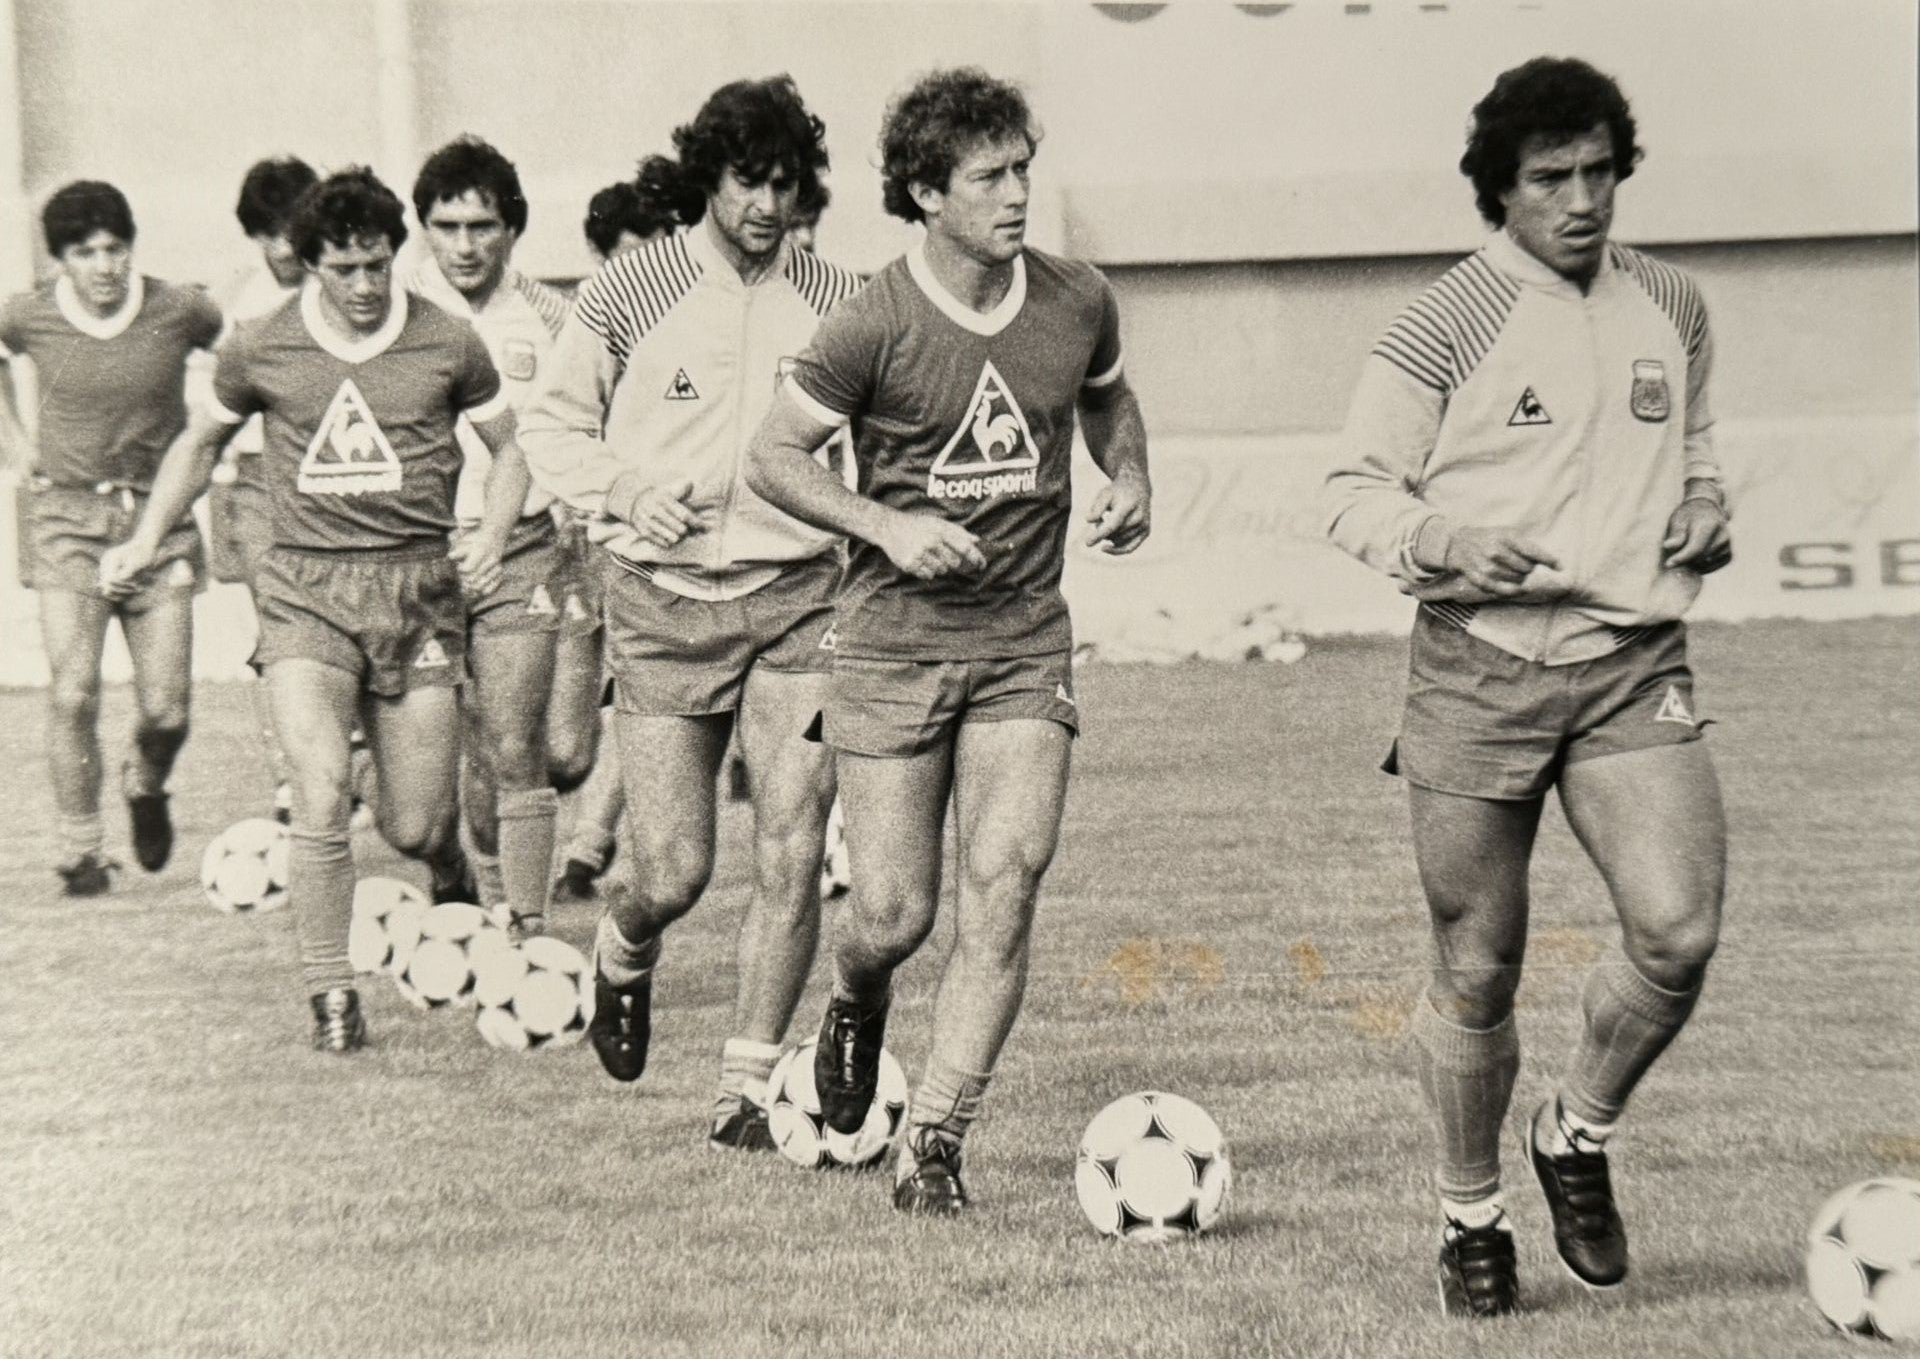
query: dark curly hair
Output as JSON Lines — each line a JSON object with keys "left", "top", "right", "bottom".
{"left": 42, "top": 180, "right": 135, "bottom": 256}
{"left": 1460, "top": 57, "right": 1640, "bottom": 227}
{"left": 288, "top": 167, "right": 408, "bottom": 266}
{"left": 637, "top": 76, "right": 828, "bottom": 227}
{"left": 584, "top": 180, "right": 675, "bottom": 256}
{"left": 235, "top": 157, "right": 318, "bottom": 238}
{"left": 880, "top": 68, "right": 1038, "bottom": 224}
{"left": 412, "top": 135, "right": 528, "bottom": 235}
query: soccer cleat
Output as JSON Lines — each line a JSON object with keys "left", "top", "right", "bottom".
{"left": 56, "top": 852, "right": 117, "bottom": 897}
{"left": 586, "top": 963, "right": 653, "bottom": 1083}
{"left": 893, "top": 1129, "right": 969, "bottom": 1215}
{"left": 1527, "top": 1099, "right": 1629, "bottom": 1289}
{"left": 707, "top": 1097, "right": 777, "bottom": 1153}
{"left": 551, "top": 855, "right": 603, "bottom": 905}
{"left": 127, "top": 791, "right": 173, "bottom": 872}
{"left": 431, "top": 854, "right": 479, "bottom": 906}
{"left": 1438, "top": 1212, "right": 1520, "bottom": 1317}
{"left": 309, "top": 988, "right": 366, "bottom": 1054}
{"left": 814, "top": 993, "right": 889, "bottom": 1136}
{"left": 505, "top": 910, "right": 547, "bottom": 943}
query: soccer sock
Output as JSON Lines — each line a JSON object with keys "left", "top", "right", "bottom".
{"left": 57, "top": 813, "right": 105, "bottom": 863}
{"left": 1411, "top": 992, "right": 1520, "bottom": 1204}
{"left": 468, "top": 845, "right": 506, "bottom": 911}
{"left": 289, "top": 823, "right": 356, "bottom": 995}
{"left": 1440, "top": 1194, "right": 1508, "bottom": 1230}
{"left": 1560, "top": 947, "right": 1703, "bottom": 1128}
{"left": 593, "top": 911, "right": 661, "bottom": 988}
{"left": 124, "top": 724, "right": 187, "bottom": 798}
{"left": 903, "top": 1055, "right": 992, "bottom": 1173}
{"left": 713, "top": 1038, "right": 784, "bottom": 1123}
{"left": 496, "top": 786, "right": 558, "bottom": 919}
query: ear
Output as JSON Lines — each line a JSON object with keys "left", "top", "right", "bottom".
{"left": 908, "top": 179, "right": 944, "bottom": 221}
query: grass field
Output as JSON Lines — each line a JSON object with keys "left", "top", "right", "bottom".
{"left": 2, "top": 616, "right": 1916, "bottom": 1359}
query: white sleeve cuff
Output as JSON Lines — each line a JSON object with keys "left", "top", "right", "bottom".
{"left": 1083, "top": 353, "right": 1125, "bottom": 389}
{"left": 208, "top": 394, "right": 247, "bottom": 426}
{"left": 783, "top": 375, "right": 850, "bottom": 429}
{"left": 464, "top": 388, "right": 511, "bottom": 425}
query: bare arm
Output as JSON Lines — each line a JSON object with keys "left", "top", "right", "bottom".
{"left": 448, "top": 408, "right": 531, "bottom": 598}
{"left": 98, "top": 408, "right": 233, "bottom": 596}
{"left": 1077, "top": 376, "right": 1151, "bottom": 554}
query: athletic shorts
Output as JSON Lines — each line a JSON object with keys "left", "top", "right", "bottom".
{"left": 22, "top": 478, "right": 203, "bottom": 612}
{"left": 1385, "top": 608, "right": 1705, "bottom": 801}
{"left": 820, "top": 649, "right": 1080, "bottom": 758}
{"left": 463, "top": 516, "right": 565, "bottom": 637}
{"left": 253, "top": 543, "right": 466, "bottom": 698}
{"left": 604, "top": 551, "right": 839, "bottom": 718}
{"left": 207, "top": 456, "right": 273, "bottom": 587}
{"left": 554, "top": 511, "right": 604, "bottom": 638}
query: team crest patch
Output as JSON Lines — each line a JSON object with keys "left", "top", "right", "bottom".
{"left": 1508, "top": 387, "right": 1552, "bottom": 427}
{"left": 500, "top": 339, "right": 537, "bottom": 383}
{"left": 665, "top": 369, "right": 699, "bottom": 400}
{"left": 414, "top": 638, "right": 451, "bottom": 669}
{"left": 1653, "top": 684, "right": 1695, "bottom": 726}
{"left": 928, "top": 360, "right": 1038, "bottom": 500}
{"left": 1630, "top": 360, "right": 1670, "bottom": 422}
{"left": 301, "top": 379, "right": 402, "bottom": 495}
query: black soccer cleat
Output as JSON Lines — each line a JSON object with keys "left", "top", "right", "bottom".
{"left": 814, "top": 993, "right": 889, "bottom": 1136}
{"left": 707, "top": 1097, "right": 778, "bottom": 1153}
{"left": 587, "top": 963, "right": 653, "bottom": 1083}
{"left": 56, "top": 852, "right": 118, "bottom": 897}
{"left": 551, "top": 855, "right": 603, "bottom": 905}
{"left": 1438, "top": 1212, "right": 1520, "bottom": 1317}
{"left": 894, "top": 1129, "right": 969, "bottom": 1216}
{"left": 310, "top": 988, "right": 367, "bottom": 1054}
{"left": 431, "top": 854, "right": 479, "bottom": 907}
{"left": 1527, "top": 1099, "right": 1629, "bottom": 1289}
{"left": 127, "top": 791, "right": 173, "bottom": 872}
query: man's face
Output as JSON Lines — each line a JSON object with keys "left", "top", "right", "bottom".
{"left": 706, "top": 165, "right": 797, "bottom": 265}
{"left": 251, "top": 232, "right": 304, "bottom": 288}
{"left": 1500, "top": 124, "right": 1616, "bottom": 284}
{"left": 920, "top": 134, "right": 1031, "bottom": 267}
{"left": 310, "top": 235, "right": 396, "bottom": 336}
{"left": 424, "top": 189, "right": 513, "bottom": 299}
{"left": 58, "top": 229, "right": 132, "bottom": 314}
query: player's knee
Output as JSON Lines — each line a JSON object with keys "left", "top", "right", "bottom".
{"left": 1431, "top": 949, "right": 1525, "bottom": 1027}
{"left": 962, "top": 836, "right": 1056, "bottom": 908}
{"left": 136, "top": 715, "right": 189, "bottom": 760}
{"left": 485, "top": 729, "right": 547, "bottom": 788}
{"left": 378, "top": 804, "right": 452, "bottom": 859}
{"left": 849, "top": 883, "right": 937, "bottom": 958}
{"left": 48, "top": 677, "right": 101, "bottom": 730}
{"left": 631, "top": 846, "right": 712, "bottom": 920}
{"left": 1624, "top": 914, "right": 1720, "bottom": 986}
{"left": 956, "top": 906, "right": 1037, "bottom": 972}
{"left": 547, "top": 752, "right": 594, "bottom": 795}
{"left": 290, "top": 776, "right": 353, "bottom": 833}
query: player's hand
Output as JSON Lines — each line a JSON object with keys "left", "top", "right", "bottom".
{"left": 449, "top": 532, "right": 505, "bottom": 599}
{"left": 1434, "top": 527, "right": 1562, "bottom": 600}
{"left": 878, "top": 511, "right": 987, "bottom": 581}
{"left": 626, "top": 478, "right": 707, "bottom": 549}
{"left": 98, "top": 538, "right": 158, "bottom": 600}
{"left": 1662, "top": 497, "right": 1732, "bottom": 574}
{"left": 1085, "top": 472, "right": 1151, "bottom": 555}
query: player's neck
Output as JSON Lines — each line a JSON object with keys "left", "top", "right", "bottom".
{"left": 315, "top": 290, "right": 393, "bottom": 342}
{"left": 702, "top": 216, "right": 781, "bottom": 287}
{"left": 458, "top": 270, "right": 506, "bottom": 312}
{"left": 921, "top": 233, "right": 1015, "bottom": 315}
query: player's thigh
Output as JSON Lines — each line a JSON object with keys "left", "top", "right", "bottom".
{"left": 738, "top": 664, "right": 835, "bottom": 836}
{"left": 37, "top": 588, "right": 114, "bottom": 711}
{"left": 545, "top": 627, "right": 605, "bottom": 778}
{"left": 361, "top": 684, "right": 462, "bottom": 845}
{"left": 1407, "top": 784, "right": 1542, "bottom": 953}
{"left": 611, "top": 710, "right": 730, "bottom": 884}
{"left": 836, "top": 741, "right": 953, "bottom": 927}
{"left": 119, "top": 588, "right": 195, "bottom": 725}
{"left": 266, "top": 658, "right": 360, "bottom": 823}
{"left": 951, "top": 717, "right": 1073, "bottom": 893}
{"left": 467, "top": 625, "right": 557, "bottom": 783}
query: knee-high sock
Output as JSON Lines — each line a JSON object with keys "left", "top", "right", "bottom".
{"left": 1412, "top": 994, "right": 1520, "bottom": 1203}
{"left": 593, "top": 910, "right": 661, "bottom": 987}
{"left": 1561, "top": 948, "right": 1702, "bottom": 1128}
{"left": 905, "top": 1054, "right": 992, "bottom": 1159}
{"left": 714, "top": 1038, "right": 784, "bottom": 1123}
{"left": 124, "top": 724, "right": 188, "bottom": 798}
{"left": 496, "top": 786, "right": 558, "bottom": 918}
{"left": 290, "top": 824, "right": 356, "bottom": 995}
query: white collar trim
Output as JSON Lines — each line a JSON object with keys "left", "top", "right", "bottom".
{"left": 907, "top": 240, "right": 1025, "bottom": 337}
{"left": 1486, "top": 228, "right": 1615, "bottom": 293}
{"left": 301, "top": 279, "right": 408, "bottom": 363}
{"left": 55, "top": 273, "right": 144, "bottom": 340}
{"left": 412, "top": 255, "right": 526, "bottom": 321}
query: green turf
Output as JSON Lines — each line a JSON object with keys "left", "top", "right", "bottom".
{"left": 2, "top": 617, "right": 1915, "bottom": 1358}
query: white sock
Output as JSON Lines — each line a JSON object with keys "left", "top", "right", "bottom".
{"left": 1441, "top": 1195, "right": 1507, "bottom": 1231}
{"left": 1539, "top": 1097, "right": 1614, "bottom": 1156}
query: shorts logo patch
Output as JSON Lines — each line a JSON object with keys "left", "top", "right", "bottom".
{"left": 563, "top": 592, "right": 590, "bottom": 622}
{"left": 1653, "top": 684, "right": 1695, "bottom": 726}
{"left": 1631, "top": 360, "right": 1670, "bottom": 422}
{"left": 165, "top": 559, "right": 195, "bottom": 586}
{"left": 665, "top": 368, "right": 700, "bottom": 401}
{"left": 414, "top": 638, "right": 451, "bottom": 669}
{"left": 817, "top": 623, "right": 838, "bottom": 652}
{"left": 1055, "top": 682, "right": 1076, "bottom": 708}
{"left": 501, "top": 339, "right": 537, "bottom": 383}
{"left": 301, "top": 379, "right": 402, "bottom": 495}
{"left": 928, "top": 360, "right": 1038, "bottom": 500}
{"left": 1507, "top": 387, "right": 1552, "bottom": 427}
{"left": 527, "top": 584, "right": 556, "bottom": 616}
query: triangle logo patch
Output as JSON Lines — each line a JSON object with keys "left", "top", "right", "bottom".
{"left": 414, "top": 638, "right": 450, "bottom": 669}
{"left": 563, "top": 591, "right": 590, "bottom": 622}
{"left": 1653, "top": 685, "right": 1695, "bottom": 726}
{"left": 300, "top": 379, "right": 402, "bottom": 494}
{"left": 1507, "top": 387, "right": 1552, "bottom": 427}
{"left": 665, "top": 369, "right": 699, "bottom": 401}
{"left": 817, "top": 623, "right": 838, "bottom": 652}
{"left": 927, "top": 360, "right": 1038, "bottom": 497}
{"left": 527, "top": 584, "right": 557, "bottom": 616}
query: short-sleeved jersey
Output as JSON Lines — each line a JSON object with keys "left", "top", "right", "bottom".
{"left": 0, "top": 276, "right": 223, "bottom": 491}
{"left": 209, "top": 284, "right": 506, "bottom": 552}
{"left": 786, "top": 243, "right": 1123, "bottom": 660}
{"left": 209, "top": 261, "right": 302, "bottom": 456}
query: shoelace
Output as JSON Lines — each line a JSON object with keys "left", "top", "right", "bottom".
{"left": 1554, "top": 1146, "right": 1616, "bottom": 1225}
{"left": 832, "top": 1013, "right": 864, "bottom": 1087}
{"left": 1448, "top": 1223, "right": 1516, "bottom": 1300}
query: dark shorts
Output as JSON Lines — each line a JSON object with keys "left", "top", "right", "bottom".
{"left": 822, "top": 649, "right": 1080, "bottom": 758}
{"left": 554, "top": 512, "right": 604, "bottom": 638}
{"left": 604, "top": 552, "right": 839, "bottom": 718}
{"left": 464, "top": 517, "right": 565, "bottom": 637}
{"left": 207, "top": 456, "right": 273, "bottom": 587}
{"left": 253, "top": 544, "right": 466, "bottom": 698}
{"left": 23, "top": 478, "right": 203, "bottom": 613}
{"left": 1386, "top": 609, "right": 1705, "bottom": 801}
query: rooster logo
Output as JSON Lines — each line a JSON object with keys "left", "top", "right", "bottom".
{"left": 970, "top": 392, "right": 1023, "bottom": 463}
{"left": 930, "top": 361, "right": 1037, "bottom": 483}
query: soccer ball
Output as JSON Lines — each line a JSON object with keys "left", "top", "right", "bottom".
{"left": 1807, "top": 1177, "right": 1920, "bottom": 1340}
{"left": 1076, "top": 1091, "right": 1232, "bottom": 1242}
{"left": 199, "top": 818, "right": 291, "bottom": 913}
{"left": 766, "top": 1039, "right": 908, "bottom": 1170}
{"left": 392, "top": 902, "right": 503, "bottom": 1010}
{"left": 474, "top": 936, "right": 596, "bottom": 1051}
{"left": 347, "top": 876, "right": 428, "bottom": 974}
{"left": 819, "top": 798, "right": 851, "bottom": 900}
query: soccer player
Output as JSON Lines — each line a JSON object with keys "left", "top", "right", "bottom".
{"left": 519, "top": 76, "right": 864, "bottom": 1150}
{"left": 409, "top": 136, "right": 571, "bottom": 938}
{"left": 102, "top": 168, "right": 529, "bottom": 1052}
{"left": 1321, "top": 58, "right": 1730, "bottom": 1315}
{"left": 744, "top": 68, "right": 1152, "bottom": 1213}
{"left": 0, "top": 181, "right": 224, "bottom": 893}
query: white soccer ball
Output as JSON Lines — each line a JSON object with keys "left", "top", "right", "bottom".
{"left": 1076, "top": 1091, "right": 1232, "bottom": 1243}
{"left": 474, "top": 936, "right": 596, "bottom": 1051}
{"left": 198, "top": 818, "right": 291, "bottom": 913}
{"left": 819, "top": 799, "right": 852, "bottom": 900}
{"left": 766, "top": 1039, "right": 908, "bottom": 1170}
{"left": 392, "top": 902, "right": 502, "bottom": 1010}
{"left": 1807, "top": 1177, "right": 1920, "bottom": 1340}
{"left": 347, "top": 876, "right": 429, "bottom": 974}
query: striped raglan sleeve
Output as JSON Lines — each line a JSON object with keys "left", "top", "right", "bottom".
{"left": 1613, "top": 246, "right": 1723, "bottom": 506}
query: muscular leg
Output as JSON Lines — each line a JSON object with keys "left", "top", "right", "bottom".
{"left": 546, "top": 626, "right": 604, "bottom": 794}
{"left": 119, "top": 591, "right": 194, "bottom": 795}
{"left": 361, "top": 684, "right": 463, "bottom": 884}
{"left": 831, "top": 739, "right": 953, "bottom": 1003}
{"left": 38, "top": 589, "right": 114, "bottom": 868}
{"left": 605, "top": 711, "right": 730, "bottom": 947}
{"left": 560, "top": 712, "right": 624, "bottom": 878}
{"left": 267, "top": 659, "right": 360, "bottom": 997}
{"left": 464, "top": 627, "right": 560, "bottom": 923}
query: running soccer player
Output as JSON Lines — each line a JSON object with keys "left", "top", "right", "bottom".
{"left": 0, "top": 182, "right": 224, "bottom": 894}
{"left": 519, "top": 77, "right": 864, "bottom": 1151}
{"left": 409, "top": 136, "right": 571, "bottom": 938}
{"left": 744, "top": 68, "right": 1152, "bottom": 1213}
{"left": 1321, "top": 57, "right": 1730, "bottom": 1316}
{"left": 103, "top": 168, "right": 528, "bottom": 1052}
